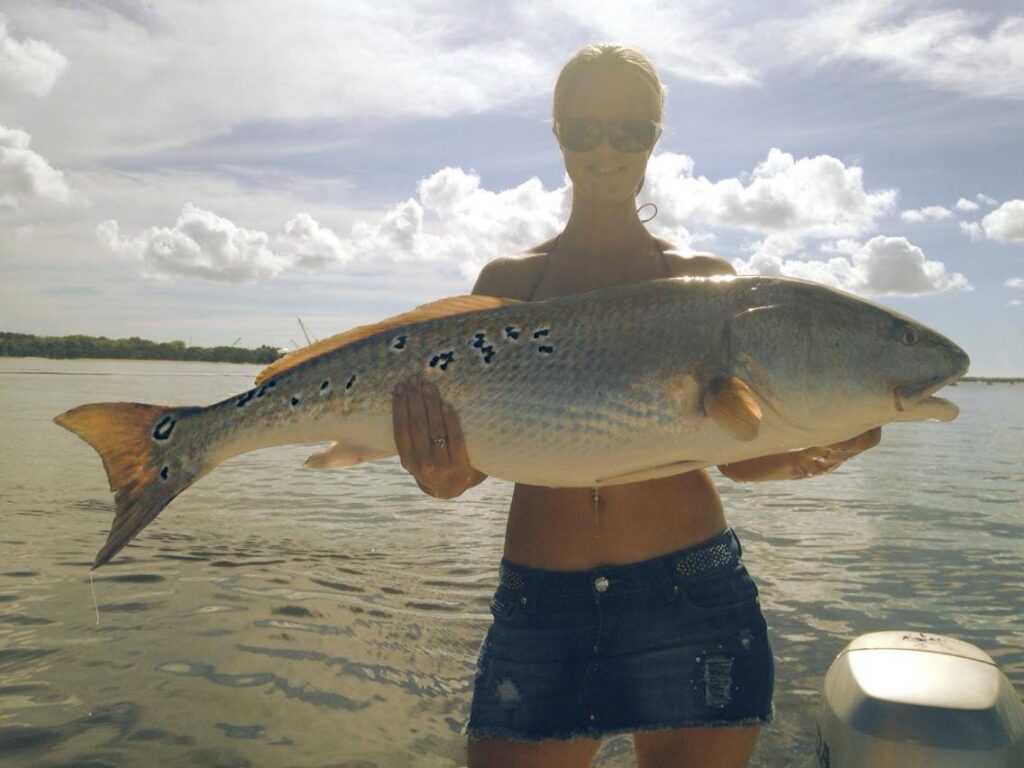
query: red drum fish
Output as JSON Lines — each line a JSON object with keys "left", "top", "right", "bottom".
{"left": 56, "top": 276, "right": 969, "bottom": 567}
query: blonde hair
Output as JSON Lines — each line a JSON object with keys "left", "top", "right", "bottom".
{"left": 553, "top": 44, "right": 666, "bottom": 122}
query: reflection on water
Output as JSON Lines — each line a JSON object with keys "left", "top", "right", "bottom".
{"left": 0, "top": 358, "right": 1021, "bottom": 767}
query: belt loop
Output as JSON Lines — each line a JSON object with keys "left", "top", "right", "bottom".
{"left": 521, "top": 570, "right": 543, "bottom": 615}
{"left": 656, "top": 558, "right": 681, "bottom": 602}
{"left": 731, "top": 528, "right": 742, "bottom": 559}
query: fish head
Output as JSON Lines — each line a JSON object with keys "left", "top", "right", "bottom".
{"left": 726, "top": 281, "right": 970, "bottom": 432}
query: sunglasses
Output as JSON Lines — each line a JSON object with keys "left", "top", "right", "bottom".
{"left": 554, "top": 118, "right": 661, "bottom": 153}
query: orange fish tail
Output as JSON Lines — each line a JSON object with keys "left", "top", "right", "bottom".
{"left": 54, "top": 402, "right": 205, "bottom": 568}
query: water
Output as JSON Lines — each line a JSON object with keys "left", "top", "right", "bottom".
{"left": 0, "top": 358, "right": 1020, "bottom": 767}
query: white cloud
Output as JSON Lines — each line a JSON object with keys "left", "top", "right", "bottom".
{"left": 976, "top": 193, "right": 999, "bottom": 206}
{"left": 0, "top": 15, "right": 66, "bottom": 98}
{"left": 955, "top": 197, "right": 979, "bottom": 212}
{"left": 339, "top": 168, "right": 568, "bottom": 280}
{"left": 1008, "top": 299, "right": 1023, "bottom": 307}
{"left": 276, "top": 213, "right": 350, "bottom": 270}
{"left": 97, "top": 169, "right": 569, "bottom": 282}
{"left": 88, "top": 150, "right": 911, "bottom": 285}
{"left": 733, "top": 235, "right": 969, "bottom": 296}
{"left": 959, "top": 221, "right": 983, "bottom": 241}
{"left": 98, "top": 204, "right": 289, "bottom": 282}
{"left": 540, "top": 2, "right": 756, "bottom": 87}
{"left": 901, "top": 205, "right": 953, "bottom": 223}
{"left": 773, "top": 3, "right": 1024, "bottom": 100}
{"left": 981, "top": 200, "right": 1024, "bottom": 243}
{"left": 1006, "top": 278, "right": 1024, "bottom": 289}
{"left": 0, "top": 123, "right": 72, "bottom": 208}
{"left": 646, "top": 148, "right": 895, "bottom": 239}
{"left": 8, "top": 3, "right": 551, "bottom": 159}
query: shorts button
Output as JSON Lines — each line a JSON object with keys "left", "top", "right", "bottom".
{"left": 594, "top": 576, "right": 609, "bottom": 593}
{"left": 589, "top": 714, "right": 596, "bottom": 721}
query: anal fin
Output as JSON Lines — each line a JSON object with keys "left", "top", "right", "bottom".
{"left": 304, "top": 442, "right": 392, "bottom": 469}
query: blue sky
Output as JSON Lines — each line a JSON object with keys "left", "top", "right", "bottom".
{"left": 1, "top": 1, "right": 1022, "bottom": 374}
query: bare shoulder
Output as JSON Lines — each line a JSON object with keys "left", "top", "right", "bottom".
{"left": 654, "top": 239, "right": 737, "bottom": 278}
{"left": 472, "top": 242, "right": 553, "bottom": 300}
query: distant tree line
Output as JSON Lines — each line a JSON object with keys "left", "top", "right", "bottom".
{"left": 0, "top": 332, "right": 282, "bottom": 364}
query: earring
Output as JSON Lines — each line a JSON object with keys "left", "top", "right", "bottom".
{"left": 636, "top": 202, "right": 658, "bottom": 223}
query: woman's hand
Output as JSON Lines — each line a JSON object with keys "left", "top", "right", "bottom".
{"left": 717, "top": 427, "right": 882, "bottom": 482}
{"left": 392, "top": 377, "right": 487, "bottom": 499}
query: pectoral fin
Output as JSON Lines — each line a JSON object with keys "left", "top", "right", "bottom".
{"left": 703, "top": 377, "right": 762, "bottom": 442}
{"left": 304, "top": 442, "right": 392, "bottom": 469}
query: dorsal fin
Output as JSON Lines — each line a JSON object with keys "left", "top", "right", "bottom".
{"left": 255, "top": 295, "right": 521, "bottom": 385}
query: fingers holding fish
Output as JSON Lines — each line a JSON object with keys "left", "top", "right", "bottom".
{"left": 392, "top": 382, "right": 416, "bottom": 472}
{"left": 391, "top": 377, "right": 478, "bottom": 499}
{"left": 421, "top": 383, "right": 450, "bottom": 461}
{"left": 793, "top": 427, "right": 883, "bottom": 479}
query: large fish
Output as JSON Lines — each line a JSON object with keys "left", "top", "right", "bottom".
{"left": 56, "top": 276, "right": 968, "bottom": 568}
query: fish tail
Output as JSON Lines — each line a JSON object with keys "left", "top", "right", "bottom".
{"left": 54, "top": 401, "right": 207, "bottom": 568}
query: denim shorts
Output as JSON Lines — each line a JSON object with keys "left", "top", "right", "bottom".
{"left": 466, "top": 528, "right": 774, "bottom": 741}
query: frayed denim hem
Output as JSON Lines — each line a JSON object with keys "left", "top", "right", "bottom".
{"left": 464, "top": 710, "right": 773, "bottom": 743}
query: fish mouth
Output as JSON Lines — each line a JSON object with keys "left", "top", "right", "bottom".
{"left": 893, "top": 374, "right": 962, "bottom": 421}
{"left": 894, "top": 348, "right": 969, "bottom": 418}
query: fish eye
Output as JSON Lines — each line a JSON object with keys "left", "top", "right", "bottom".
{"left": 898, "top": 325, "right": 919, "bottom": 346}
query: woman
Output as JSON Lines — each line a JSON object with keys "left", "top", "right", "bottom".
{"left": 392, "top": 45, "right": 879, "bottom": 768}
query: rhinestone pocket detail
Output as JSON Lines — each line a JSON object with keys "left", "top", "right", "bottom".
{"left": 499, "top": 565, "right": 525, "bottom": 592}
{"left": 675, "top": 542, "right": 734, "bottom": 578}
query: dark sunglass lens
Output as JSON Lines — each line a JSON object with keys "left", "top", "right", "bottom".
{"left": 558, "top": 119, "right": 602, "bottom": 151}
{"left": 608, "top": 120, "right": 657, "bottom": 152}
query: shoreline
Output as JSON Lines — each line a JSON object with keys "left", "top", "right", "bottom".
{"left": 0, "top": 331, "right": 281, "bottom": 366}
{"left": 956, "top": 377, "right": 1022, "bottom": 385}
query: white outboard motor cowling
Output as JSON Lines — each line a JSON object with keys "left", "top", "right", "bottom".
{"left": 816, "top": 631, "right": 1024, "bottom": 767}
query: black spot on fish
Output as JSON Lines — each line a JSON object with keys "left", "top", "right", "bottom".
{"left": 267, "top": 380, "right": 277, "bottom": 388}
{"left": 152, "top": 416, "right": 177, "bottom": 440}
{"left": 291, "top": 396, "right": 300, "bottom": 406}
{"left": 538, "top": 345, "right": 554, "bottom": 354}
{"left": 256, "top": 385, "right": 267, "bottom": 398}
{"left": 346, "top": 374, "right": 357, "bottom": 390}
{"left": 470, "top": 332, "right": 496, "bottom": 364}
{"left": 504, "top": 326, "right": 520, "bottom": 341}
{"left": 429, "top": 351, "right": 455, "bottom": 371}
{"left": 320, "top": 380, "right": 329, "bottom": 391}
{"left": 391, "top": 335, "right": 408, "bottom": 350}
{"left": 160, "top": 466, "right": 169, "bottom": 481}
{"left": 236, "top": 391, "right": 255, "bottom": 408}
{"left": 532, "top": 328, "right": 550, "bottom": 339}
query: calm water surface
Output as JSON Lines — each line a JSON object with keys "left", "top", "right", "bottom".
{"left": 0, "top": 358, "right": 1021, "bottom": 767}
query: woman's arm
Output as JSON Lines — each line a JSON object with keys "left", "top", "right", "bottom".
{"left": 717, "top": 428, "right": 882, "bottom": 482}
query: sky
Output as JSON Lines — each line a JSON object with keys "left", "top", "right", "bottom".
{"left": 0, "top": 1, "right": 1022, "bottom": 375}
